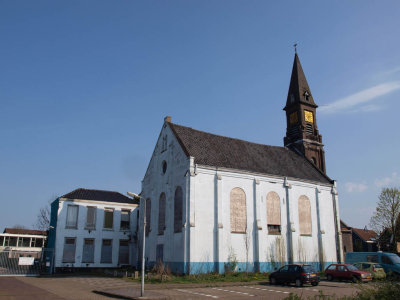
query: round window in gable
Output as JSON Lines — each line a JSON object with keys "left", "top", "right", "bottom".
{"left": 162, "top": 160, "right": 167, "bottom": 174}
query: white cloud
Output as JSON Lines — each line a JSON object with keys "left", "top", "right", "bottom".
{"left": 319, "top": 81, "right": 400, "bottom": 114}
{"left": 345, "top": 182, "right": 368, "bottom": 193}
{"left": 374, "top": 172, "right": 400, "bottom": 188}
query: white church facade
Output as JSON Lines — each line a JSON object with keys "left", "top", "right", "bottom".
{"left": 140, "top": 54, "right": 343, "bottom": 274}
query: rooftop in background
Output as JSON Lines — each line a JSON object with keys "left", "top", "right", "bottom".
{"left": 352, "top": 227, "right": 377, "bottom": 243}
{"left": 3, "top": 228, "right": 47, "bottom": 236}
{"left": 60, "top": 188, "right": 139, "bottom": 205}
{"left": 168, "top": 121, "right": 332, "bottom": 185}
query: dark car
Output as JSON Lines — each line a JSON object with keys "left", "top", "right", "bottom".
{"left": 324, "top": 264, "right": 372, "bottom": 282}
{"left": 269, "top": 264, "right": 319, "bottom": 287}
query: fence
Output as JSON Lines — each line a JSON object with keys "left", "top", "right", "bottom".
{"left": 0, "top": 248, "right": 54, "bottom": 276}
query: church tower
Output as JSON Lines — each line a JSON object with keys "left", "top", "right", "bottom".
{"left": 283, "top": 53, "right": 326, "bottom": 174}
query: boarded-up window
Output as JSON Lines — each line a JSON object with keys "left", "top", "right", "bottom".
{"left": 66, "top": 205, "right": 78, "bottom": 228}
{"left": 174, "top": 187, "right": 183, "bottom": 233}
{"left": 104, "top": 208, "right": 114, "bottom": 229}
{"left": 118, "top": 240, "right": 129, "bottom": 265}
{"left": 62, "top": 238, "right": 76, "bottom": 263}
{"left": 298, "top": 195, "right": 312, "bottom": 235}
{"left": 82, "top": 239, "right": 94, "bottom": 263}
{"left": 86, "top": 206, "right": 96, "bottom": 229}
{"left": 158, "top": 193, "right": 166, "bottom": 235}
{"left": 120, "top": 210, "right": 130, "bottom": 230}
{"left": 145, "top": 198, "right": 151, "bottom": 236}
{"left": 267, "top": 191, "right": 281, "bottom": 234}
{"left": 230, "top": 188, "right": 247, "bottom": 233}
{"left": 101, "top": 239, "right": 113, "bottom": 263}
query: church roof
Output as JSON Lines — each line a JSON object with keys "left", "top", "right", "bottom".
{"left": 284, "top": 53, "right": 317, "bottom": 110}
{"left": 168, "top": 122, "right": 332, "bottom": 184}
{"left": 61, "top": 188, "right": 139, "bottom": 205}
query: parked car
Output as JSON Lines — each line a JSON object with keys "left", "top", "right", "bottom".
{"left": 345, "top": 252, "right": 400, "bottom": 276}
{"left": 325, "top": 264, "right": 372, "bottom": 282}
{"left": 353, "top": 262, "right": 386, "bottom": 280}
{"left": 269, "top": 264, "right": 319, "bottom": 287}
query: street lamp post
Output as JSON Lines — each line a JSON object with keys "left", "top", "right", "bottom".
{"left": 127, "top": 192, "right": 146, "bottom": 297}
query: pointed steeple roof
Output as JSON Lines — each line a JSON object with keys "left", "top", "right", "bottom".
{"left": 284, "top": 53, "right": 317, "bottom": 110}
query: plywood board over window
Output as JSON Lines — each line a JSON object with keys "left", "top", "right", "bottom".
{"left": 230, "top": 187, "right": 247, "bottom": 233}
{"left": 298, "top": 195, "right": 312, "bottom": 235}
{"left": 267, "top": 191, "right": 281, "bottom": 234}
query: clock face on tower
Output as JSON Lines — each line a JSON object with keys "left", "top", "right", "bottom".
{"left": 289, "top": 112, "right": 298, "bottom": 124}
{"left": 304, "top": 110, "right": 313, "bottom": 123}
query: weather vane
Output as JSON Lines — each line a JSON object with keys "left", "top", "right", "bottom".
{"left": 294, "top": 42, "right": 298, "bottom": 54}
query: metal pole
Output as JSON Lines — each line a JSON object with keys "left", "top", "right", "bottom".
{"left": 141, "top": 197, "right": 146, "bottom": 297}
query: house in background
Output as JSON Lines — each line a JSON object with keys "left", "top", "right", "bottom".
{"left": 48, "top": 188, "right": 139, "bottom": 272}
{"left": 0, "top": 228, "right": 47, "bottom": 259}
{"left": 340, "top": 220, "right": 378, "bottom": 254}
{"left": 340, "top": 220, "right": 353, "bottom": 256}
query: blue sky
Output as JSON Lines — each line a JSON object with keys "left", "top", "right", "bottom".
{"left": 1, "top": 1, "right": 400, "bottom": 230}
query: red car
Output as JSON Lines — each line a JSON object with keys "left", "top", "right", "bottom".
{"left": 325, "top": 264, "right": 372, "bottom": 283}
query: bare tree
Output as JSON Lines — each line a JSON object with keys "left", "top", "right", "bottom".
{"left": 370, "top": 188, "right": 400, "bottom": 251}
{"left": 12, "top": 224, "right": 27, "bottom": 229}
{"left": 34, "top": 198, "right": 55, "bottom": 231}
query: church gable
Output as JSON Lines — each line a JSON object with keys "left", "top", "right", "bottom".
{"left": 168, "top": 122, "right": 331, "bottom": 184}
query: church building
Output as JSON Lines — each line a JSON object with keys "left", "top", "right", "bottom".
{"left": 140, "top": 53, "right": 343, "bottom": 274}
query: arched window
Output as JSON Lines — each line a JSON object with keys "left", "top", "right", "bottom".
{"left": 174, "top": 186, "right": 183, "bottom": 233}
{"left": 230, "top": 188, "right": 246, "bottom": 233}
{"left": 298, "top": 195, "right": 312, "bottom": 235}
{"left": 145, "top": 198, "right": 151, "bottom": 236}
{"left": 158, "top": 193, "right": 166, "bottom": 235}
{"left": 266, "top": 191, "right": 281, "bottom": 234}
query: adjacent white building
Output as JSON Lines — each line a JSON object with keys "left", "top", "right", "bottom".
{"left": 48, "top": 188, "right": 139, "bottom": 271}
{"left": 0, "top": 228, "right": 47, "bottom": 259}
{"left": 140, "top": 53, "right": 343, "bottom": 274}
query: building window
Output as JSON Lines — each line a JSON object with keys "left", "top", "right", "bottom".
{"left": 162, "top": 135, "right": 167, "bottom": 152}
{"left": 298, "top": 195, "right": 312, "bottom": 235}
{"left": 162, "top": 160, "right": 167, "bottom": 174}
{"left": 66, "top": 204, "right": 79, "bottom": 228}
{"left": 230, "top": 187, "right": 247, "bottom": 233}
{"left": 266, "top": 191, "right": 281, "bottom": 234}
{"left": 156, "top": 244, "right": 164, "bottom": 263}
{"left": 145, "top": 198, "right": 151, "bottom": 236}
{"left": 30, "top": 238, "right": 44, "bottom": 248}
{"left": 82, "top": 239, "right": 95, "bottom": 263}
{"left": 118, "top": 240, "right": 129, "bottom": 265}
{"left": 174, "top": 186, "right": 183, "bottom": 233}
{"left": 158, "top": 193, "right": 166, "bottom": 235}
{"left": 104, "top": 208, "right": 114, "bottom": 230}
{"left": 62, "top": 238, "right": 76, "bottom": 263}
{"left": 17, "top": 237, "right": 31, "bottom": 247}
{"left": 101, "top": 239, "right": 113, "bottom": 263}
{"left": 85, "top": 206, "right": 96, "bottom": 229}
{"left": 0, "top": 236, "right": 3, "bottom": 246}
{"left": 120, "top": 210, "right": 130, "bottom": 230}
{"left": 4, "top": 236, "right": 17, "bottom": 247}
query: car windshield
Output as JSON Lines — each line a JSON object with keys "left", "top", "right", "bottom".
{"left": 347, "top": 265, "right": 358, "bottom": 271}
{"left": 390, "top": 255, "right": 400, "bottom": 264}
{"left": 302, "top": 266, "right": 315, "bottom": 273}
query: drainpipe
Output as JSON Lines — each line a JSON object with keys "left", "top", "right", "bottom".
{"left": 331, "top": 181, "right": 343, "bottom": 263}
{"left": 284, "top": 177, "right": 293, "bottom": 264}
{"left": 315, "top": 187, "right": 324, "bottom": 270}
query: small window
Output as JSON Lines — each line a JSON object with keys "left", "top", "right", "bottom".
{"left": 62, "top": 238, "right": 76, "bottom": 263}
{"left": 162, "top": 161, "right": 167, "bottom": 174}
{"left": 120, "top": 210, "right": 130, "bottom": 230}
{"left": 382, "top": 256, "right": 393, "bottom": 265}
{"left": 86, "top": 206, "right": 96, "bottom": 229}
{"left": 101, "top": 239, "right": 113, "bottom": 263}
{"left": 118, "top": 240, "right": 129, "bottom": 265}
{"left": 104, "top": 208, "right": 114, "bottom": 229}
{"left": 66, "top": 204, "right": 79, "bottom": 228}
{"left": 82, "top": 239, "right": 95, "bottom": 263}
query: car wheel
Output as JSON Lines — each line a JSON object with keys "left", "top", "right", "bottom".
{"left": 311, "top": 282, "right": 319, "bottom": 286}
{"left": 295, "top": 279, "right": 303, "bottom": 287}
{"left": 351, "top": 276, "right": 360, "bottom": 283}
{"left": 270, "top": 277, "right": 276, "bottom": 285}
{"left": 327, "top": 274, "right": 333, "bottom": 281}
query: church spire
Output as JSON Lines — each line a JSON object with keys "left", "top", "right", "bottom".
{"left": 283, "top": 53, "right": 326, "bottom": 174}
